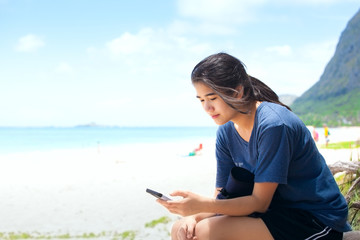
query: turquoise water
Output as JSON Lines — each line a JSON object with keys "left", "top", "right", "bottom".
{"left": 0, "top": 126, "right": 217, "bottom": 154}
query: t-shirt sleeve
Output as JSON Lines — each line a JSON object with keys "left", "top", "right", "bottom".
{"left": 215, "top": 128, "right": 236, "bottom": 188}
{"left": 254, "top": 124, "right": 292, "bottom": 184}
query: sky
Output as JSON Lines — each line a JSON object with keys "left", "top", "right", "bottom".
{"left": 1, "top": 0, "right": 359, "bottom": 127}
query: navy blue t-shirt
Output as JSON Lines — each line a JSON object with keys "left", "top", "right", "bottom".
{"left": 216, "top": 102, "right": 351, "bottom": 232}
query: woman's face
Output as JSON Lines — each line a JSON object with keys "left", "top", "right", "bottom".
{"left": 194, "top": 82, "right": 239, "bottom": 125}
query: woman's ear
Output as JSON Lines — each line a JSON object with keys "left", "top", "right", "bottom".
{"left": 235, "top": 86, "right": 243, "bottom": 99}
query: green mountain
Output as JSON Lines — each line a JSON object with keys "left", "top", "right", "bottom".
{"left": 291, "top": 9, "right": 360, "bottom": 127}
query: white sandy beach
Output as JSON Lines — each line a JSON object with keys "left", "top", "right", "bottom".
{"left": 0, "top": 139, "right": 217, "bottom": 239}
{"left": 0, "top": 127, "right": 359, "bottom": 239}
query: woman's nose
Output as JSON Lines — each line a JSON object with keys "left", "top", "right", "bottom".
{"left": 203, "top": 101, "right": 214, "bottom": 112}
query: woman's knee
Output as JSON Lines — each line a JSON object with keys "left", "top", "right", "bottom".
{"left": 171, "top": 220, "right": 181, "bottom": 240}
{"left": 170, "top": 218, "right": 210, "bottom": 240}
{"left": 195, "top": 216, "right": 232, "bottom": 240}
{"left": 194, "top": 218, "right": 212, "bottom": 240}
{"left": 171, "top": 218, "right": 195, "bottom": 240}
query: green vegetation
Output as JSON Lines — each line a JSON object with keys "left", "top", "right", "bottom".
{"left": 118, "top": 231, "right": 137, "bottom": 240}
{"left": 338, "top": 171, "right": 360, "bottom": 230}
{"left": 332, "top": 140, "right": 360, "bottom": 230}
{"left": 145, "top": 216, "right": 171, "bottom": 228}
{"left": 0, "top": 216, "right": 172, "bottom": 240}
{"left": 319, "top": 141, "right": 360, "bottom": 149}
{"left": 0, "top": 231, "right": 137, "bottom": 240}
{"left": 292, "top": 90, "right": 360, "bottom": 127}
{"left": 0, "top": 230, "right": 139, "bottom": 240}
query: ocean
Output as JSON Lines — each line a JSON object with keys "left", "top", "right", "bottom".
{"left": 0, "top": 126, "right": 218, "bottom": 154}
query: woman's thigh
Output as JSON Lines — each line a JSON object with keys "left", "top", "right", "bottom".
{"left": 195, "top": 215, "right": 273, "bottom": 240}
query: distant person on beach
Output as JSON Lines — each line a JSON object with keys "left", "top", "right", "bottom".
{"left": 312, "top": 126, "right": 319, "bottom": 143}
{"left": 324, "top": 124, "right": 330, "bottom": 147}
{"left": 158, "top": 53, "right": 350, "bottom": 240}
{"left": 189, "top": 143, "right": 203, "bottom": 156}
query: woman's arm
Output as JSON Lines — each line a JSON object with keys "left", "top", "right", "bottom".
{"left": 159, "top": 182, "right": 278, "bottom": 217}
{"left": 211, "top": 182, "right": 278, "bottom": 215}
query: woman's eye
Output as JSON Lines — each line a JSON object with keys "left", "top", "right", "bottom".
{"left": 210, "top": 97, "right": 217, "bottom": 101}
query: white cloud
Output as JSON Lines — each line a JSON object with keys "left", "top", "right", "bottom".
{"left": 86, "top": 46, "right": 97, "bottom": 55}
{"left": 174, "top": 0, "right": 271, "bottom": 35}
{"left": 177, "top": 0, "right": 266, "bottom": 24}
{"left": 176, "top": 0, "right": 356, "bottom": 29}
{"left": 168, "top": 20, "right": 237, "bottom": 35}
{"left": 104, "top": 27, "right": 212, "bottom": 69}
{"left": 106, "top": 29, "right": 152, "bottom": 55}
{"left": 275, "top": 0, "right": 358, "bottom": 4}
{"left": 300, "top": 40, "right": 337, "bottom": 62}
{"left": 15, "top": 34, "right": 44, "bottom": 52}
{"left": 55, "top": 62, "right": 73, "bottom": 74}
{"left": 246, "top": 39, "right": 339, "bottom": 96}
{"left": 265, "top": 45, "right": 292, "bottom": 56}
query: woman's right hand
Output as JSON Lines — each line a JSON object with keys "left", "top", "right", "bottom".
{"left": 172, "top": 215, "right": 197, "bottom": 240}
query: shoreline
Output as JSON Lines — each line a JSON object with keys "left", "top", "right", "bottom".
{"left": 1, "top": 126, "right": 359, "bottom": 156}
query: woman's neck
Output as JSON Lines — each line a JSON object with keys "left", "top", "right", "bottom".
{"left": 232, "top": 101, "right": 261, "bottom": 142}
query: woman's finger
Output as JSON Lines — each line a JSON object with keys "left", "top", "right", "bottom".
{"left": 170, "top": 190, "right": 189, "bottom": 198}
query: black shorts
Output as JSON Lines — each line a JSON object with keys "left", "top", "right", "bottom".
{"left": 260, "top": 207, "right": 343, "bottom": 240}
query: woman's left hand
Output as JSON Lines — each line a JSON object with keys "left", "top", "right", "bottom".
{"left": 157, "top": 190, "right": 209, "bottom": 216}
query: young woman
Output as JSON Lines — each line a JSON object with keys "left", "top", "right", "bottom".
{"left": 158, "top": 53, "right": 351, "bottom": 240}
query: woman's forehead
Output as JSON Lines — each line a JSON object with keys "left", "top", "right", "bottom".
{"left": 194, "top": 82, "right": 214, "bottom": 96}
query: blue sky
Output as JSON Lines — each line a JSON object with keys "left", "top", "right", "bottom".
{"left": 1, "top": 0, "right": 359, "bottom": 127}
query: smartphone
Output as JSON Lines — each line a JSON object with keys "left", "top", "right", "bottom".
{"left": 146, "top": 188, "right": 172, "bottom": 201}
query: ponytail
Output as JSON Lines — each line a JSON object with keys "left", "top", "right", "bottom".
{"left": 250, "top": 76, "right": 291, "bottom": 111}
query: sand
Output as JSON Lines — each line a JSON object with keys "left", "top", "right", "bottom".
{"left": 0, "top": 139, "right": 217, "bottom": 239}
{"left": 0, "top": 127, "right": 359, "bottom": 239}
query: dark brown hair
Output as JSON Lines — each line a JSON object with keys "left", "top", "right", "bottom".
{"left": 191, "top": 52, "right": 291, "bottom": 113}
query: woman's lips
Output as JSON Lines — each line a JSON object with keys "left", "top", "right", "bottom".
{"left": 211, "top": 114, "right": 220, "bottom": 119}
